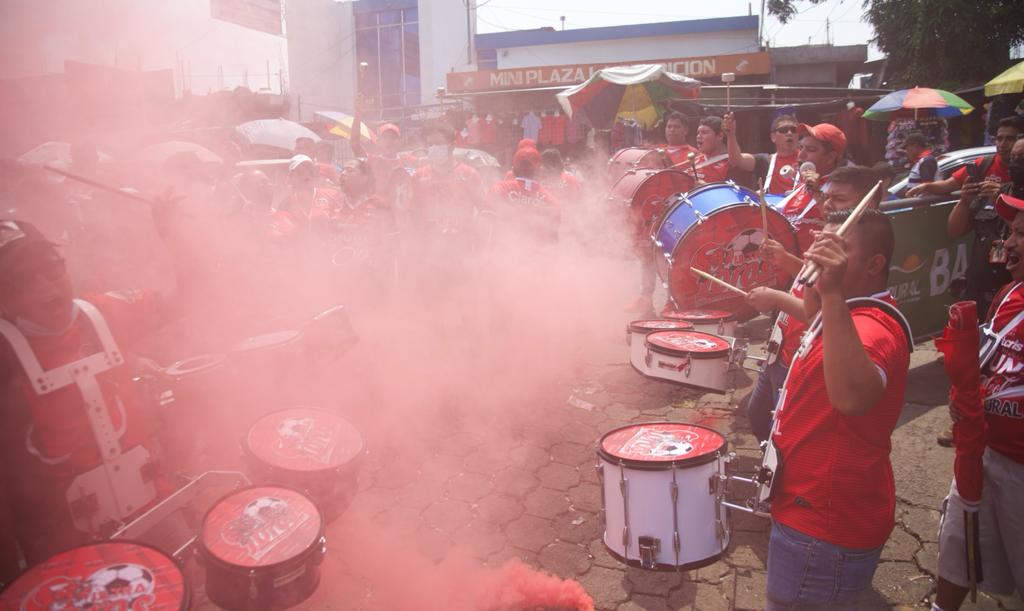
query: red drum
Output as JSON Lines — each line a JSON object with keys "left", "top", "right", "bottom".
{"left": 652, "top": 182, "right": 799, "bottom": 319}
{"left": 644, "top": 330, "right": 733, "bottom": 392}
{"left": 244, "top": 407, "right": 364, "bottom": 521}
{"left": 0, "top": 541, "right": 188, "bottom": 610}
{"left": 663, "top": 309, "right": 737, "bottom": 337}
{"left": 607, "top": 147, "right": 669, "bottom": 183}
{"left": 607, "top": 169, "right": 695, "bottom": 238}
{"left": 199, "top": 485, "right": 325, "bottom": 611}
{"left": 626, "top": 319, "right": 693, "bottom": 375}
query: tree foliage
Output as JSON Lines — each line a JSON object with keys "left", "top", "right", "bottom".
{"left": 767, "top": 0, "right": 1024, "bottom": 89}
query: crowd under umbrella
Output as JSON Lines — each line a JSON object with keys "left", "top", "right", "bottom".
{"left": 556, "top": 63, "right": 702, "bottom": 129}
{"left": 985, "top": 59, "right": 1024, "bottom": 96}
{"left": 313, "top": 110, "right": 377, "bottom": 145}
{"left": 17, "top": 141, "right": 114, "bottom": 168}
{"left": 861, "top": 86, "right": 974, "bottom": 121}
{"left": 235, "top": 118, "right": 321, "bottom": 157}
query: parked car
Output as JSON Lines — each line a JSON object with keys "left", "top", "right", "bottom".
{"left": 889, "top": 145, "right": 996, "bottom": 197}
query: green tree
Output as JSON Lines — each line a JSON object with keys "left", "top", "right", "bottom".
{"left": 768, "top": 0, "right": 1024, "bottom": 89}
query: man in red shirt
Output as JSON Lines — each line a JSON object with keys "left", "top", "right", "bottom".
{"left": 765, "top": 208, "right": 911, "bottom": 609}
{"left": 486, "top": 147, "right": 560, "bottom": 245}
{"left": 660, "top": 111, "right": 699, "bottom": 167}
{"left": 693, "top": 116, "right": 730, "bottom": 184}
{"left": 0, "top": 207, "right": 186, "bottom": 581}
{"left": 908, "top": 116, "right": 1023, "bottom": 199}
{"left": 933, "top": 193, "right": 1024, "bottom": 610}
{"left": 723, "top": 112, "right": 801, "bottom": 195}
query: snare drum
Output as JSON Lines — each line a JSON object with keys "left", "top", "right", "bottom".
{"left": 626, "top": 319, "right": 693, "bottom": 375}
{"left": 651, "top": 182, "right": 799, "bottom": 318}
{"left": 163, "top": 353, "right": 227, "bottom": 408}
{"left": 607, "top": 169, "right": 694, "bottom": 239}
{"left": 607, "top": 147, "right": 669, "bottom": 183}
{"left": 199, "top": 485, "right": 325, "bottom": 611}
{"left": 644, "top": 330, "right": 733, "bottom": 393}
{"left": 0, "top": 540, "right": 188, "bottom": 610}
{"left": 230, "top": 329, "right": 304, "bottom": 409}
{"left": 663, "top": 309, "right": 737, "bottom": 337}
{"left": 244, "top": 407, "right": 364, "bottom": 522}
{"left": 596, "top": 422, "right": 729, "bottom": 570}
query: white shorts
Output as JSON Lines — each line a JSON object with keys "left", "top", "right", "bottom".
{"left": 937, "top": 447, "right": 1024, "bottom": 596}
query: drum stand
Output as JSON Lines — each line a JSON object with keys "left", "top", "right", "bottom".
{"left": 113, "top": 470, "right": 250, "bottom": 560}
{"left": 714, "top": 452, "right": 773, "bottom": 519}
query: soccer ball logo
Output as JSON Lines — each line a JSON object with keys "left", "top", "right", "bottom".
{"left": 83, "top": 563, "right": 155, "bottom": 604}
{"left": 649, "top": 431, "right": 694, "bottom": 457}
{"left": 726, "top": 228, "right": 765, "bottom": 262}
{"left": 243, "top": 496, "right": 289, "bottom": 523}
{"left": 277, "top": 417, "right": 314, "bottom": 442}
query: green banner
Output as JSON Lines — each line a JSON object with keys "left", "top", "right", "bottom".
{"left": 886, "top": 199, "right": 971, "bottom": 341}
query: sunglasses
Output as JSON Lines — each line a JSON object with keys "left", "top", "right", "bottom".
{"left": 774, "top": 126, "right": 798, "bottom": 135}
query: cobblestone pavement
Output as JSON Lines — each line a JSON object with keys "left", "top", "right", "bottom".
{"left": 187, "top": 311, "right": 1023, "bottom": 610}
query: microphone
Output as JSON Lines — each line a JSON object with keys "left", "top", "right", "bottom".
{"left": 799, "top": 161, "right": 819, "bottom": 191}
{"left": 799, "top": 161, "right": 816, "bottom": 176}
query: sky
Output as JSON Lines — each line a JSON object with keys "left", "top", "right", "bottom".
{"left": 476, "top": 0, "right": 883, "bottom": 60}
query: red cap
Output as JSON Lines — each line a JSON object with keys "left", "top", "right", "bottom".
{"left": 798, "top": 123, "right": 847, "bottom": 157}
{"left": 379, "top": 123, "right": 400, "bottom": 137}
{"left": 997, "top": 193, "right": 1024, "bottom": 222}
{"left": 512, "top": 147, "right": 542, "bottom": 173}
{"left": 517, "top": 138, "right": 538, "bottom": 152}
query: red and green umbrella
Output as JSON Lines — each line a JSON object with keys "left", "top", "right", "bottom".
{"left": 556, "top": 64, "right": 701, "bottom": 130}
{"left": 862, "top": 86, "right": 973, "bottom": 121}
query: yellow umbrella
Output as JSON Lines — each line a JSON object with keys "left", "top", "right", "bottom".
{"left": 985, "top": 60, "right": 1024, "bottom": 97}
{"left": 313, "top": 110, "right": 377, "bottom": 143}
{"left": 617, "top": 84, "right": 662, "bottom": 129}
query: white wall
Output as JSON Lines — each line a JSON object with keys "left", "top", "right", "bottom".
{"left": 285, "top": 0, "right": 356, "bottom": 121}
{"left": 496, "top": 29, "right": 758, "bottom": 69}
{"left": 0, "top": 0, "right": 287, "bottom": 95}
{"left": 419, "top": 0, "right": 477, "bottom": 104}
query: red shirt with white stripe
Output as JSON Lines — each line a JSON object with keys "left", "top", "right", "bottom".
{"left": 774, "top": 282, "right": 806, "bottom": 368}
{"left": 981, "top": 281, "right": 1024, "bottom": 464}
{"left": 770, "top": 293, "right": 910, "bottom": 549}
{"left": 694, "top": 153, "right": 730, "bottom": 183}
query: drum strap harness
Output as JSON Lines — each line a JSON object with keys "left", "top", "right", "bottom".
{"left": 0, "top": 299, "right": 156, "bottom": 535}
{"left": 980, "top": 282, "right": 1024, "bottom": 370}
{"left": 695, "top": 153, "right": 730, "bottom": 170}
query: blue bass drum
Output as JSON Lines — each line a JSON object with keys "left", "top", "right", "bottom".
{"left": 651, "top": 182, "right": 799, "bottom": 319}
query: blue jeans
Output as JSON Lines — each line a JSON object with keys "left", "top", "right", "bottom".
{"left": 748, "top": 359, "right": 789, "bottom": 443}
{"left": 766, "top": 522, "right": 883, "bottom": 610}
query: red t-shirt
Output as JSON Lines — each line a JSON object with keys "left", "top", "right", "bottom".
{"left": 770, "top": 295, "right": 910, "bottom": 549}
{"left": 774, "top": 282, "right": 806, "bottom": 367}
{"left": 487, "top": 177, "right": 560, "bottom": 242}
{"left": 981, "top": 281, "right": 1024, "bottom": 464}
{"left": 695, "top": 153, "right": 730, "bottom": 183}
{"left": 767, "top": 152, "right": 800, "bottom": 195}
{"left": 546, "top": 171, "right": 583, "bottom": 206}
{"left": 411, "top": 163, "right": 482, "bottom": 236}
{"left": 663, "top": 144, "right": 700, "bottom": 168}
{"left": 952, "top": 155, "right": 1009, "bottom": 186}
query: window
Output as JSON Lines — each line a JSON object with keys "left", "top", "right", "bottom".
{"left": 355, "top": 5, "right": 420, "bottom": 110}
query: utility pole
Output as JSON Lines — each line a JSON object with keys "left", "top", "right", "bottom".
{"left": 826, "top": 18, "right": 831, "bottom": 45}
{"left": 758, "top": 0, "right": 766, "bottom": 49}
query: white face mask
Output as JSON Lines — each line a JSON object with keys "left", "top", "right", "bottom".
{"left": 427, "top": 145, "right": 449, "bottom": 165}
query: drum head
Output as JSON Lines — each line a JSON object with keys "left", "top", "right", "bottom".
{"left": 645, "top": 330, "right": 731, "bottom": 359}
{"left": 231, "top": 330, "right": 302, "bottom": 354}
{"left": 164, "top": 353, "right": 226, "bottom": 378}
{"left": 598, "top": 422, "right": 726, "bottom": 469}
{"left": 0, "top": 541, "right": 188, "bottom": 610}
{"left": 246, "top": 407, "right": 364, "bottom": 473}
{"left": 200, "top": 486, "right": 322, "bottom": 569}
{"left": 664, "top": 309, "right": 736, "bottom": 324}
{"left": 666, "top": 203, "right": 798, "bottom": 318}
{"left": 609, "top": 169, "right": 693, "bottom": 229}
{"left": 627, "top": 319, "right": 694, "bottom": 333}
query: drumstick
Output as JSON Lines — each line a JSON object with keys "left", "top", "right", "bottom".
{"left": 44, "top": 165, "right": 156, "bottom": 206}
{"left": 798, "top": 180, "right": 883, "bottom": 287}
{"left": 690, "top": 267, "right": 749, "bottom": 297}
{"left": 687, "top": 151, "right": 699, "bottom": 182}
{"left": 756, "top": 178, "right": 769, "bottom": 237}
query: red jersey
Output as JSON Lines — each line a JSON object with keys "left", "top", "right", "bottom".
{"left": 952, "top": 155, "right": 1009, "bottom": 187}
{"left": 546, "top": 171, "right": 583, "bottom": 206}
{"left": 663, "top": 144, "right": 700, "bottom": 167}
{"left": 487, "top": 177, "right": 560, "bottom": 242}
{"left": 981, "top": 281, "right": 1024, "bottom": 463}
{"left": 766, "top": 152, "right": 800, "bottom": 195}
{"left": 771, "top": 294, "right": 910, "bottom": 549}
{"left": 774, "top": 282, "right": 806, "bottom": 367}
{"left": 695, "top": 153, "right": 730, "bottom": 183}
{"left": 411, "top": 162, "right": 482, "bottom": 237}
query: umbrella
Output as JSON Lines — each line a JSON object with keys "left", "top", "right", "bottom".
{"left": 556, "top": 64, "right": 701, "bottom": 130}
{"left": 985, "top": 59, "right": 1024, "bottom": 97}
{"left": 17, "top": 141, "right": 113, "bottom": 167}
{"left": 136, "top": 141, "right": 223, "bottom": 166}
{"left": 236, "top": 119, "right": 321, "bottom": 153}
{"left": 313, "top": 110, "right": 376, "bottom": 143}
{"left": 862, "top": 86, "right": 973, "bottom": 121}
{"left": 933, "top": 300, "right": 987, "bottom": 600}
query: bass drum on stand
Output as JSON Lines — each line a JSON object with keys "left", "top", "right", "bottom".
{"left": 606, "top": 147, "right": 669, "bottom": 184}
{"left": 607, "top": 169, "right": 695, "bottom": 244}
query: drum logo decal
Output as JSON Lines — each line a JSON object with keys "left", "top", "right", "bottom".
{"left": 23, "top": 564, "right": 156, "bottom": 610}
{"left": 692, "top": 228, "right": 773, "bottom": 294}
{"left": 620, "top": 427, "right": 697, "bottom": 458}
{"left": 276, "top": 417, "right": 337, "bottom": 464}
{"left": 661, "top": 335, "right": 718, "bottom": 351}
{"left": 222, "top": 496, "right": 312, "bottom": 561}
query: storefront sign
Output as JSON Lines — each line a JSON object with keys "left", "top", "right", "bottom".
{"left": 446, "top": 52, "right": 770, "bottom": 93}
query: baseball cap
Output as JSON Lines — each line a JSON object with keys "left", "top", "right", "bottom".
{"left": 513, "top": 147, "right": 542, "bottom": 173}
{"left": 996, "top": 193, "right": 1024, "bottom": 222}
{"left": 798, "top": 123, "right": 847, "bottom": 157}
{"left": 517, "top": 138, "right": 538, "bottom": 152}
{"left": 0, "top": 220, "right": 57, "bottom": 276}
{"left": 379, "top": 123, "right": 400, "bottom": 138}
{"left": 288, "top": 154, "right": 314, "bottom": 172}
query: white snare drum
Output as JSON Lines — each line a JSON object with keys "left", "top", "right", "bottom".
{"left": 663, "top": 309, "right": 737, "bottom": 337}
{"left": 163, "top": 353, "right": 227, "bottom": 408}
{"left": 627, "top": 319, "right": 693, "bottom": 375}
{"left": 597, "top": 422, "right": 729, "bottom": 570}
{"left": 644, "top": 330, "right": 733, "bottom": 393}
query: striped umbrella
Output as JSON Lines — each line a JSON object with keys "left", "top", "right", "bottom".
{"left": 556, "top": 64, "right": 701, "bottom": 130}
{"left": 862, "top": 86, "right": 973, "bottom": 121}
{"left": 313, "top": 110, "right": 377, "bottom": 143}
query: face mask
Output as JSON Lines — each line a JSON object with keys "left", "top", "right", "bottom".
{"left": 427, "top": 145, "right": 448, "bottom": 164}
